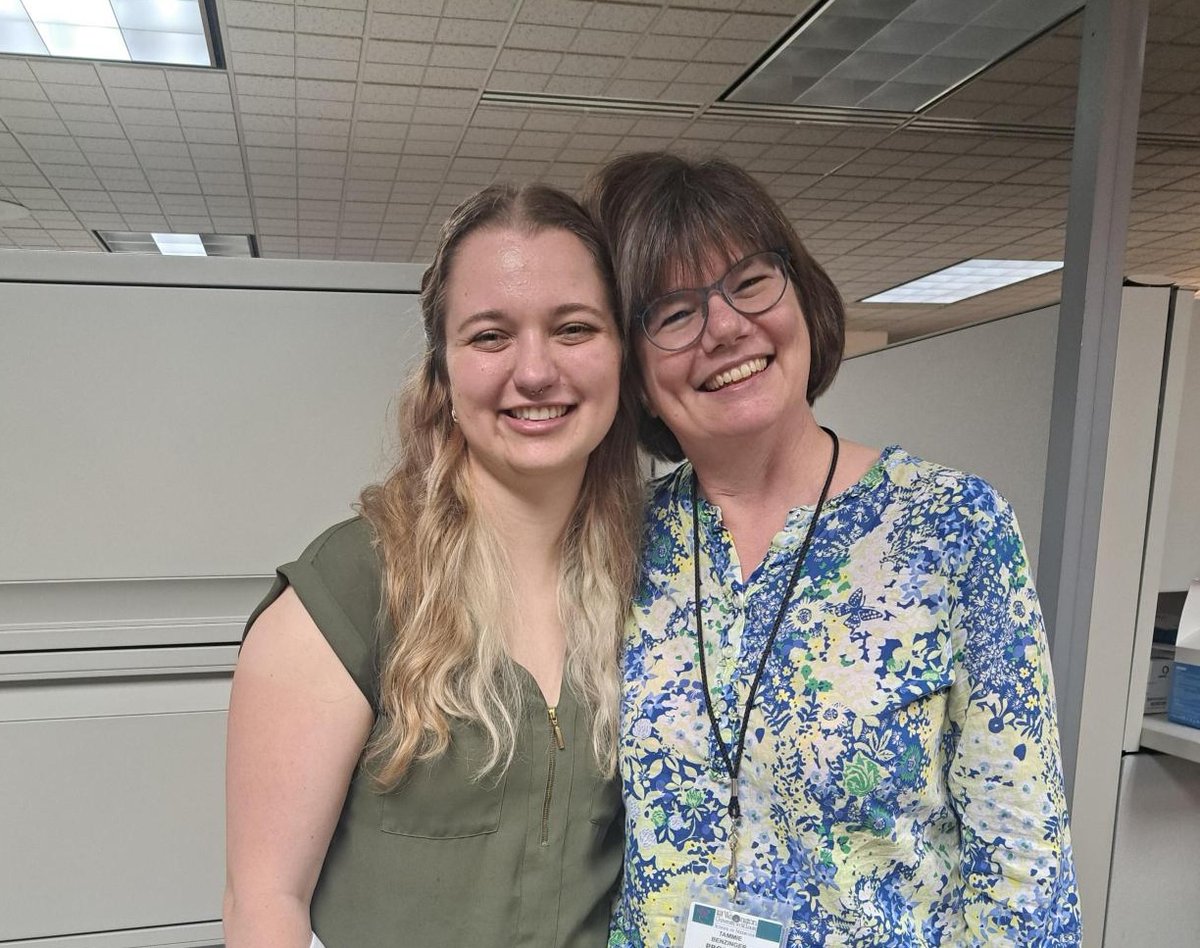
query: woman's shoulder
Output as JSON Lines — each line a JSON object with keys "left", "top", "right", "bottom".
{"left": 877, "top": 445, "right": 1017, "bottom": 531}
{"left": 287, "top": 515, "right": 385, "bottom": 608}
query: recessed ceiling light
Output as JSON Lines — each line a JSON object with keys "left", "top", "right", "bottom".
{"left": 862, "top": 259, "right": 1064, "bottom": 304}
{"left": 96, "top": 231, "right": 258, "bottom": 257}
{"left": 0, "top": 0, "right": 220, "bottom": 67}
{"left": 726, "top": 0, "right": 1081, "bottom": 113}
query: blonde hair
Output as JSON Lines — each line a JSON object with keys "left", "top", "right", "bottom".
{"left": 359, "top": 184, "right": 642, "bottom": 788}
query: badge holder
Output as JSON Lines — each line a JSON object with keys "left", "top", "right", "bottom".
{"left": 677, "top": 879, "right": 793, "bottom": 948}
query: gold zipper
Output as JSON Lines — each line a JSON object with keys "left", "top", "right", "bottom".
{"left": 540, "top": 706, "right": 565, "bottom": 845}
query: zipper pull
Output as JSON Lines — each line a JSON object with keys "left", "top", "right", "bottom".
{"left": 547, "top": 707, "right": 565, "bottom": 750}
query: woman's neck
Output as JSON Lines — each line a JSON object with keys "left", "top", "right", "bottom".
{"left": 689, "top": 410, "right": 832, "bottom": 512}
{"left": 468, "top": 461, "right": 581, "bottom": 577}
{"left": 685, "top": 412, "right": 837, "bottom": 583}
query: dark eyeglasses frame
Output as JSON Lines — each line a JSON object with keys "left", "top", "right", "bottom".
{"left": 638, "top": 248, "right": 791, "bottom": 352}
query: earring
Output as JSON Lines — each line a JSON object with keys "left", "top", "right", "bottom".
{"left": 450, "top": 407, "right": 458, "bottom": 424}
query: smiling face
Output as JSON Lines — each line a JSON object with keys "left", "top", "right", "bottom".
{"left": 443, "top": 225, "right": 622, "bottom": 492}
{"left": 636, "top": 248, "right": 813, "bottom": 461}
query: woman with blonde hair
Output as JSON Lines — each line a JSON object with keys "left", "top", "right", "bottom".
{"left": 223, "top": 183, "right": 642, "bottom": 947}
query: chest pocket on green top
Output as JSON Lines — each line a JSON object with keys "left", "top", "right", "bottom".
{"left": 378, "top": 723, "right": 507, "bottom": 838}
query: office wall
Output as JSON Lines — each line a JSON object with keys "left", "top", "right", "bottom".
{"left": 816, "top": 304, "right": 1058, "bottom": 574}
{"left": 0, "top": 268, "right": 424, "bottom": 582}
{"left": 1160, "top": 304, "right": 1200, "bottom": 592}
{"left": 0, "top": 252, "right": 423, "bottom": 946}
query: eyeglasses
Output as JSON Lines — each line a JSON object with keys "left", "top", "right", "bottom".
{"left": 639, "top": 250, "right": 790, "bottom": 351}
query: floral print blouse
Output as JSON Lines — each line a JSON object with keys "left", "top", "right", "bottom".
{"left": 609, "top": 446, "right": 1080, "bottom": 947}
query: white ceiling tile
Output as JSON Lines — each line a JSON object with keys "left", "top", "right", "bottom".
{"left": 171, "top": 90, "right": 233, "bottom": 111}
{"left": 0, "top": 100, "right": 58, "bottom": 119}
{"left": 364, "top": 62, "right": 426, "bottom": 84}
{"left": 371, "top": 12, "right": 439, "bottom": 43}
{"left": 616, "top": 59, "right": 685, "bottom": 83}
{"left": 31, "top": 62, "right": 100, "bottom": 86}
{"left": 652, "top": 8, "right": 729, "bottom": 37}
{"left": 435, "top": 17, "right": 505, "bottom": 45}
{"left": 108, "top": 87, "right": 174, "bottom": 108}
{"left": 416, "top": 87, "right": 476, "bottom": 108}
{"left": 359, "top": 83, "right": 421, "bottom": 105}
{"left": 558, "top": 54, "right": 623, "bottom": 79}
{"left": 184, "top": 127, "right": 241, "bottom": 145}
{"left": 94, "top": 64, "right": 167, "bottom": 89}
{"left": 634, "top": 34, "right": 707, "bottom": 61}
{"left": 660, "top": 81, "right": 725, "bottom": 102}
{"left": 298, "top": 116, "right": 352, "bottom": 136}
{"left": 298, "top": 98, "right": 354, "bottom": 119}
{"left": 488, "top": 70, "right": 551, "bottom": 93}
{"left": 296, "top": 133, "right": 350, "bottom": 149}
{"left": 1, "top": 117, "right": 65, "bottom": 138}
{"left": 495, "top": 49, "right": 561, "bottom": 73}
{"left": 292, "top": 80, "right": 354, "bottom": 103}
{"left": 442, "top": 0, "right": 514, "bottom": 21}
{"left": 231, "top": 51, "right": 296, "bottom": 77}
{"left": 543, "top": 75, "right": 608, "bottom": 96}
{"left": 517, "top": 0, "right": 592, "bottom": 28}
{"left": 605, "top": 78, "right": 668, "bottom": 99}
{"left": 245, "top": 130, "right": 297, "bottom": 148}
{"left": 228, "top": 27, "right": 296, "bottom": 57}
{"left": 223, "top": 0, "right": 295, "bottom": 30}
{"left": 410, "top": 105, "right": 471, "bottom": 125}
{"left": 716, "top": 12, "right": 791, "bottom": 42}
{"left": 243, "top": 113, "right": 296, "bottom": 133}
{"left": 116, "top": 106, "right": 179, "bottom": 126}
{"left": 567, "top": 30, "right": 636, "bottom": 56}
{"left": 0, "top": 82, "right": 49, "bottom": 102}
{"left": 235, "top": 76, "right": 296, "bottom": 98}
{"left": 430, "top": 42, "right": 493, "bottom": 67}
{"left": 508, "top": 23, "right": 577, "bottom": 50}
{"left": 236, "top": 95, "right": 296, "bottom": 116}
{"left": 353, "top": 120, "right": 406, "bottom": 139}
{"left": 0, "top": 61, "right": 37, "bottom": 81}
{"left": 297, "top": 34, "right": 362, "bottom": 60}
{"left": 297, "top": 6, "right": 366, "bottom": 36}
{"left": 40, "top": 83, "right": 110, "bottom": 105}
{"left": 581, "top": 3, "right": 658, "bottom": 33}
{"left": 296, "top": 0, "right": 367, "bottom": 10}
{"left": 356, "top": 103, "right": 414, "bottom": 122}
{"left": 421, "top": 66, "right": 487, "bottom": 88}
{"left": 179, "top": 110, "right": 236, "bottom": 130}
{"left": 368, "top": 39, "right": 431, "bottom": 65}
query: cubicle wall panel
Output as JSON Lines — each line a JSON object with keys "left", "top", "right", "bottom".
{"left": 0, "top": 687, "right": 230, "bottom": 941}
{"left": 1104, "top": 753, "right": 1200, "bottom": 947}
{"left": 0, "top": 282, "right": 422, "bottom": 582}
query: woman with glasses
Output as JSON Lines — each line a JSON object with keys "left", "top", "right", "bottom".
{"left": 584, "top": 153, "right": 1080, "bottom": 947}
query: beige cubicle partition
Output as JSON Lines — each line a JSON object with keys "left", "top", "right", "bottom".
{"left": 0, "top": 251, "right": 422, "bottom": 947}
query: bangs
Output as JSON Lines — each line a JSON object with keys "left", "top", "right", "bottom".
{"left": 629, "top": 182, "right": 789, "bottom": 312}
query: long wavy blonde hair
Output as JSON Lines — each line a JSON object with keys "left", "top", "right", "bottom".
{"left": 359, "top": 183, "right": 642, "bottom": 787}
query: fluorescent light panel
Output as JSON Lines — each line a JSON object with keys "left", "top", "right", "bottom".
{"left": 97, "top": 231, "right": 257, "bottom": 257}
{"left": 727, "top": 0, "right": 1082, "bottom": 112}
{"left": 0, "top": 0, "right": 214, "bottom": 66}
{"left": 862, "top": 259, "right": 1063, "bottom": 304}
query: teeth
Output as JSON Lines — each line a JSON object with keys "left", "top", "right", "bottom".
{"left": 704, "top": 357, "right": 768, "bottom": 391}
{"left": 509, "top": 405, "right": 569, "bottom": 421}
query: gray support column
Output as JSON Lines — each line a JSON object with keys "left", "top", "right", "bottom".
{"left": 1038, "top": 0, "right": 1148, "bottom": 798}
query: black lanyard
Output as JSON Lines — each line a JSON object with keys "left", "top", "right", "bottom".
{"left": 691, "top": 427, "right": 839, "bottom": 888}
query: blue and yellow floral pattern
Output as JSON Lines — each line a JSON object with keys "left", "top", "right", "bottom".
{"left": 610, "top": 447, "right": 1080, "bottom": 947}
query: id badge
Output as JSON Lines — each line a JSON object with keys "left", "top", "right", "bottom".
{"left": 679, "top": 883, "right": 792, "bottom": 948}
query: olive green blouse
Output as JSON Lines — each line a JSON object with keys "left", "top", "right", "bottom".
{"left": 246, "top": 517, "right": 623, "bottom": 947}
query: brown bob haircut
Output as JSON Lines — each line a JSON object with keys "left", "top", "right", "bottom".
{"left": 583, "top": 151, "right": 846, "bottom": 463}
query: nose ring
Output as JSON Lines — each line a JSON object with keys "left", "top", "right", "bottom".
{"left": 530, "top": 385, "right": 547, "bottom": 396}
